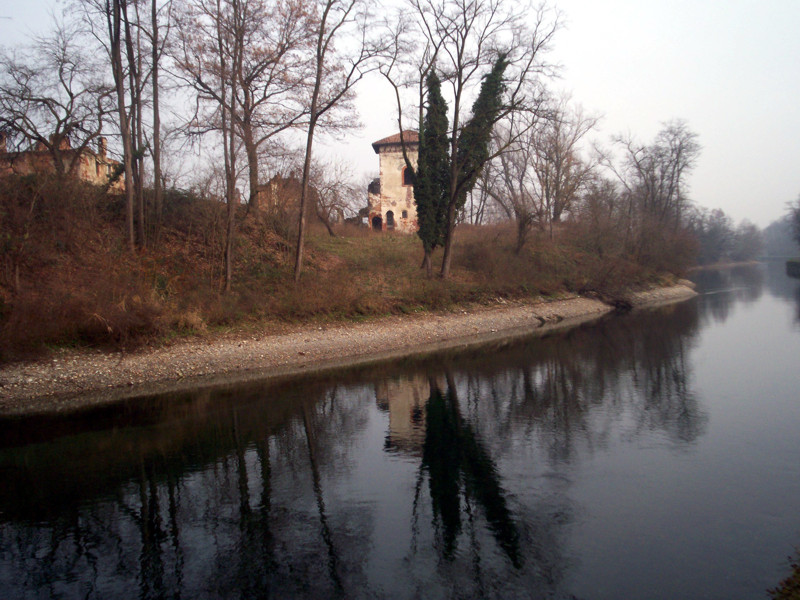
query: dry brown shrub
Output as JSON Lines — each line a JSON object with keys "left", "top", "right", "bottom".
{"left": 170, "top": 309, "right": 207, "bottom": 333}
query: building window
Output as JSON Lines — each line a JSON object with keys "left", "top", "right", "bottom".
{"left": 402, "top": 210, "right": 408, "bottom": 219}
{"left": 402, "top": 166, "right": 414, "bottom": 186}
{"left": 386, "top": 210, "right": 395, "bottom": 229}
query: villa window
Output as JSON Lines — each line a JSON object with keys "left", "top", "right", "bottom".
{"left": 402, "top": 166, "right": 414, "bottom": 186}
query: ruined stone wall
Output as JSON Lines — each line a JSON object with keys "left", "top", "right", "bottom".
{"left": 0, "top": 142, "right": 124, "bottom": 191}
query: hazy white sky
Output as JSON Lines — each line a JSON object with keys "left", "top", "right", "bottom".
{"left": 3, "top": 0, "right": 799, "bottom": 227}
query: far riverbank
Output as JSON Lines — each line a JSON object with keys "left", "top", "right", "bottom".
{"left": 0, "top": 284, "right": 696, "bottom": 417}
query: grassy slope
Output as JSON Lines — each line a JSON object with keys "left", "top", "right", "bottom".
{"left": 0, "top": 176, "right": 683, "bottom": 361}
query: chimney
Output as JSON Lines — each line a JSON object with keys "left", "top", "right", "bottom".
{"left": 98, "top": 136, "right": 107, "bottom": 157}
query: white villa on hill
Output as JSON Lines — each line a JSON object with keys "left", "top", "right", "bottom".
{"left": 366, "top": 130, "right": 419, "bottom": 233}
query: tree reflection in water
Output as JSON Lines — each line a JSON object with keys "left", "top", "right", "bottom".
{"left": 690, "top": 264, "right": 765, "bottom": 324}
{"left": 0, "top": 382, "right": 377, "bottom": 598}
{"left": 421, "top": 374, "right": 521, "bottom": 567}
{"left": 760, "top": 260, "right": 800, "bottom": 324}
{"left": 0, "top": 293, "right": 710, "bottom": 599}
{"left": 438, "top": 298, "right": 707, "bottom": 464}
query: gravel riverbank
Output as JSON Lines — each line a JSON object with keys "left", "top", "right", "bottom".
{"left": 0, "top": 284, "right": 697, "bottom": 416}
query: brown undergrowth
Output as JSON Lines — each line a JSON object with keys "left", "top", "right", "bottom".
{"left": 0, "top": 175, "right": 688, "bottom": 361}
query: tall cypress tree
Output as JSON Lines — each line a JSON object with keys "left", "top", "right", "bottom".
{"left": 439, "top": 53, "right": 509, "bottom": 278}
{"left": 414, "top": 70, "right": 450, "bottom": 276}
{"left": 455, "top": 53, "right": 508, "bottom": 209}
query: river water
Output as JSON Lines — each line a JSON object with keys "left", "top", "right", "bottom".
{"left": 1, "top": 263, "right": 799, "bottom": 599}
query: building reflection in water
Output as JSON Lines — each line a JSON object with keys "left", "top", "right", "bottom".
{"left": 375, "top": 374, "right": 429, "bottom": 456}
{"left": 375, "top": 373, "right": 522, "bottom": 568}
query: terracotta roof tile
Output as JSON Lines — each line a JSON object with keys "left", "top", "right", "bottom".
{"left": 372, "top": 130, "right": 419, "bottom": 153}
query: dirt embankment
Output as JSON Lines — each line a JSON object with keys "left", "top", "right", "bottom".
{"left": 0, "top": 284, "right": 697, "bottom": 416}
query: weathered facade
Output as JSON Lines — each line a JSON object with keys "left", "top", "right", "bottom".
{"left": 367, "top": 130, "right": 419, "bottom": 233}
{"left": 0, "top": 134, "right": 124, "bottom": 191}
{"left": 256, "top": 174, "right": 311, "bottom": 214}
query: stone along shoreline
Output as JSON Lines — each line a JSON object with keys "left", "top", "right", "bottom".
{"left": 0, "top": 284, "right": 697, "bottom": 416}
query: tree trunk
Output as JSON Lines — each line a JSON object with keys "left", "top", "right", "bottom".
{"left": 243, "top": 124, "right": 260, "bottom": 213}
{"left": 421, "top": 249, "right": 433, "bottom": 277}
{"left": 316, "top": 208, "right": 336, "bottom": 237}
{"left": 111, "top": 0, "right": 136, "bottom": 253}
{"left": 217, "top": 0, "right": 239, "bottom": 293}
{"left": 135, "top": 21, "right": 146, "bottom": 248}
{"left": 293, "top": 113, "right": 317, "bottom": 283}
{"left": 440, "top": 92, "right": 462, "bottom": 280}
{"left": 151, "top": 0, "right": 162, "bottom": 244}
{"left": 293, "top": 14, "right": 325, "bottom": 282}
{"left": 515, "top": 217, "right": 528, "bottom": 254}
{"left": 123, "top": 0, "right": 145, "bottom": 249}
{"left": 48, "top": 147, "right": 67, "bottom": 178}
{"left": 225, "top": 180, "right": 235, "bottom": 292}
{"left": 135, "top": 59, "right": 146, "bottom": 248}
{"left": 440, "top": 200, "right": 457, "bottom": 278}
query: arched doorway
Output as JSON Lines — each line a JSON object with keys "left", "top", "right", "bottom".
{"left": 372, "top": 215, "right": 383, "bottom": 231}
{"left": 386, "top": 210, "right": 395, "bottom": 229}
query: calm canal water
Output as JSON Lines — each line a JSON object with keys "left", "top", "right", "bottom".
{"left": 1, "top": 263, "right": 799, "bottom": 599}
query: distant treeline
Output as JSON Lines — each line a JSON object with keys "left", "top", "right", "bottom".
{"left": 686, "top": 207, "right": 763, "bottom": 265}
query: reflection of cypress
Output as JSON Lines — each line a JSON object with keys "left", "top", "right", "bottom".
{"left": 422, "top": 381, "right": 521, "bottom": 567}
{"left": 422, "top": 385, "right": 462, "bottom": 559}
{"left": 460, "top": 420, "right": 521, "bottom": 569}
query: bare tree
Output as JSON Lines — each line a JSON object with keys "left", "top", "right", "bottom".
{"left": 292, "top": 0, "right": 385, "bottom": 281}
{"left": 175, "top": 0, "right": 317, "bottom": 288}
{"left": 529, "top": 96, "right": 597, "bottom": 236}
{"left": 73, "top": 0, "right": 144, "bottom": 250}
{"left": 613, "top": 120, "right": 700, "bottom": 231}
{"left": 0, "top": 22, "right": 114, "bottom": 178}
{"left": 310, "top": 159, "right": 361, "bottom": 236}
{"left": 174, "top": 0, "right": 316, "bottom": 214}
{"left": 685, "top": 206, "right": 733, "bottom": 264}
{"left": 147, "top": 0, "right": 172, "bottom": 242}
{"left": 172, "top": 0, "right": 247, "bottom": 290}
{"left": 478, "top": 120, "right": 542, "bottom": 253}
{"left": 102, "top": 0, "right": 137, "bottom": 251}
{"left": 573, "top": 174, "right": 626, "bottom": 259}
{"left": 478, "top": 95, "right": 597, "bottom": 253}
{"left": 235, "top": 0, "right": 315, "bottom": 211}
{"left": 76, "top": 0, "right": 176, "bottom": 250}
{"left": 731, "top": 219, "right": 762, "bottom": 262}
{"left": 603, "top": 120, "right": 701, "bottom": 267}
{"left": 378, "top": 8, "right": 442, "bottom": 157}
{"left": 121, "top": 0, "right": 148, "bottom": 247}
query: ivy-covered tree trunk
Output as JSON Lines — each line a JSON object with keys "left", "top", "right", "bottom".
{"left": 440, "top": 54, "right": 508, "bottom": 278}
{"left": 414, "top": 71, "right": 450, "bottom": 278}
